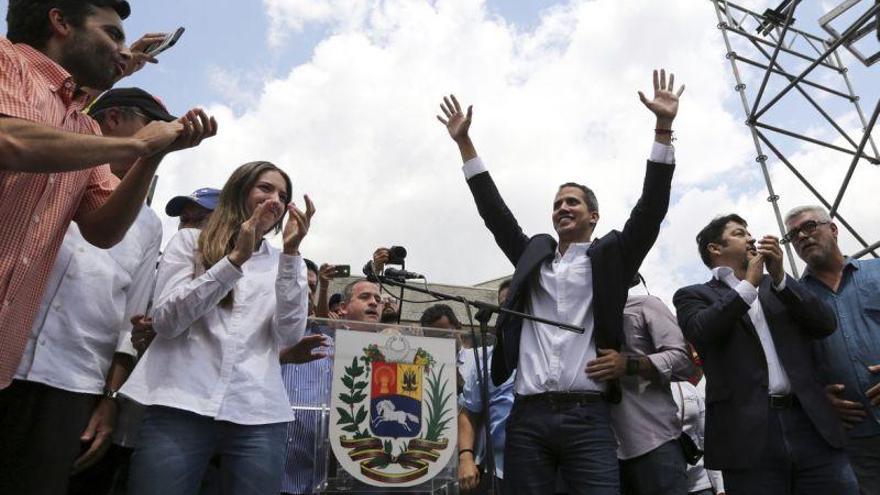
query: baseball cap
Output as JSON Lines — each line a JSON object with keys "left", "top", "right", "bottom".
{"left": 165, "top": 188, "right": 221, "bottom": 217}
{"left": 88, "top": 87, "right": 175, "bottom": 122}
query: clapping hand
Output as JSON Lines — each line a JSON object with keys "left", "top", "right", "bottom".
{"left": 282, "top": 195, "right": 316, "bottom": 256}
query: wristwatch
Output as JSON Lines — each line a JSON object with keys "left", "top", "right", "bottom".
{"left": 102, "top": 387, "right": 120, "bottom": 403}
{"left": 625, "top": 357, "right": 641, "bottom": 376}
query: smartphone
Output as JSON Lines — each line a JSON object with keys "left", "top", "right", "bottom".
{"left": 332, "top": 265, "right": 350, "bottom": 277}
{"left": 146, "top": 27, "right": 185, "bottom": 57}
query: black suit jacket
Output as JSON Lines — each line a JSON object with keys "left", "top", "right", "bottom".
{"left": 466, "top": 161, "right": 674, "bottom": 401}
{"left": 673, "top": 275, "right": 844, "bottom": 469}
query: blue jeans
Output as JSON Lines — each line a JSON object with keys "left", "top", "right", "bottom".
{"left": 722, "top": 401, "right": 859, "bottom": 495}
{"left": 128, "top": 406, "right": 287, "bottom": 495}
{"left": 504, "top": 395, "right": 618, "bottom": 495}
{"left": 620, "top": 439, "right": 688, "bottom": 495}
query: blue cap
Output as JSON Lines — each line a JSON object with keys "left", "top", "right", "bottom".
{"left": 165, "top": 188, "right": 220, "bottom": 216}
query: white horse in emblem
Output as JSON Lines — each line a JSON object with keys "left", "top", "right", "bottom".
{"left": 372, "top": 400, "right": 419, "bottom": 432}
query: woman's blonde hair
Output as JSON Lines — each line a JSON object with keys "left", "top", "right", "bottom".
{"left": 197, "top": 161, "right": 292, "bottom": 306}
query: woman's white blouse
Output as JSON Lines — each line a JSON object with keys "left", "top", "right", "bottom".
{"left": 121, "top": 228, "right": 308, "bottom": 425}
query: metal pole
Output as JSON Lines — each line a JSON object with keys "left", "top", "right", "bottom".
{"left": 749, "top": 0, "right": 799, "bottom": 119}
{"left": 851, "top": 240, "right": 880, "bottom": 259}
{"left": 830, "top": 99, "right": 880, "bottom": 217}
{"left": 713, "top": 0, "right": 800, "bottom": 276}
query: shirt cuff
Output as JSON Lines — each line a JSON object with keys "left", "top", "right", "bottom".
{"left": 649, "top": 142, "right": 675, "bottom": 164}
{"left": 278, "top": 253, "right": 303, "bottom": 277}
{"left": 215, "top": 256, "right": 245, "bottom": 286}
{"left": 646, "top": 353, "right": 673, "bottom": 381}
{"left": 773, "top": 275, "right": 786, "bottom": 292}
{"left": 463, "top": 157, "right": 487, "bottom": 179}
{"left": 734, "top": 280, "right": 759, "bottom": 305}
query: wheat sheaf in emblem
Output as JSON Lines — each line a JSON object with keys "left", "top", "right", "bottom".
{"left": 336, "top": 335, "right": 452, "bottom": 484}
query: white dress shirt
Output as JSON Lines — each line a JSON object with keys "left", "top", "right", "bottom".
{"left": 15, "top": 206, "right": 161, "bottom": 394}
{"left": 712, "top": 266, "right": 792, "bottom": 395}
{"left": 672, "top": 379, "right": 725, "bottom": 494}
{"left": 463, "top": 142, "right": 675, "bottom": 395}
{"left": 120, "top": 228, "right": 308, "bottom": 425}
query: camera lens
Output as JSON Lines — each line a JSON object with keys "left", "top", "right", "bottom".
{"left": 389, "top": 246, "right": 407, "bottom": 260}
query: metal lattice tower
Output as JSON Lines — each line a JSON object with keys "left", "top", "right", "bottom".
{"left": 711, "top": 0, "right": 880, "bottom": 276}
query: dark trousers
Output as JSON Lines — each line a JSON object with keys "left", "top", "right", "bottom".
{"left": 0, "top": 380, "right": 95, "bottom": 495}
{"left": 722, "top": 400, "right": 859, "bottom": 495}
{"left": 846, "top": 434, "right": 880, "bottom": 495}
{"left": 504, "top": 395, "right": 618, "bottom": 495}
{"left": 620, "top": 439, "right": 688, "bottom": 495}
{"left": 68, "top": 444, "right": 134, "bottom": 495}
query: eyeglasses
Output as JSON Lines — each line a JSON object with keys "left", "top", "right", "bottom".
{"left": 781, "top": 220, "right": 830, "bottom": 244}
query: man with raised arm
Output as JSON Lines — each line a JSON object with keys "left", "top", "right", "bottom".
{"left": 437, "top": 69, "right": 683, "bottom": 495}
{"left": 0, "top": 0, "right": 217, "bottom": 401}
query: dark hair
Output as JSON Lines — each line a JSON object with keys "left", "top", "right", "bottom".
{"left": 558, "top": 182, "right": 598, "bottom": 212}
{"left": 696, "top": 214, "right": 747, "bottom": 268}
{"left": 7, "top": 0, "right": 131, "bottom": 48}
{"left": 498, "top": 278, "right": 511, "bottom": 294}
{"left": 304, "top": 258, "right": 318, "bottom": 275}
{"left": 419, "top": 304, "right": 461, "bottom": 328}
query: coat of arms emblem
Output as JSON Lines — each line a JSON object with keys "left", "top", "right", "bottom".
{"left": 330, "top": 330, "right": 457, "bottom": 487}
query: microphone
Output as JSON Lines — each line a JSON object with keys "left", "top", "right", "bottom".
{"left": 383, "top": 267, "right": 424, "bottom": 280}
{"left": 362, "top": 261, "right": 379, "bottom": 282}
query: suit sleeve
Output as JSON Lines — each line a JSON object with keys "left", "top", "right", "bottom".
{"left": 773, "top": 275, "right": 836, "bottom": 338}
{"left": 617, "top": 161, "right": 675, "bottom": 282}
{"left": 673, "top": 285, "right": 751, "bottom": 349}
{"left": 464, "top": 158, "right": 530, "bottom": 266}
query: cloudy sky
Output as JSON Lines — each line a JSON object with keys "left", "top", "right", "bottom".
{"left": 6, "top": 0, "right": 879, "bottom": 306}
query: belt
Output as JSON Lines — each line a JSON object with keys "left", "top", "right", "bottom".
{"left": 516, "top": 391, "right": 603, "bottom": 406}
{"left": 769, "top": 394, "right": 796, "bottom": 409}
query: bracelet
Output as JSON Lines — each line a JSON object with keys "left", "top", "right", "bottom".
{"left": 458, "top": 449, "right": 474, "bottom": 457}
{"left": 654, "top": 128, "right": 674, "bottom": 134}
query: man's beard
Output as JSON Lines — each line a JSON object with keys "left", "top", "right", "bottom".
{"left": 61, "top": 30, "right": 117, "bottom": 90}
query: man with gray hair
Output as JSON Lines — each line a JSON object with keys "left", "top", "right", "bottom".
{"left": 784, "top": 205, "right": 880, "bottom": 494}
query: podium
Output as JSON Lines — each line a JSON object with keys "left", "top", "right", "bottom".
{"left": 286, "top": 318, "right": 462, "bottom": 494}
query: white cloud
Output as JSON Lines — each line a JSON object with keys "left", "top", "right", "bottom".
{"left": 151, "top": 0, "right": 879, "bottom": 310}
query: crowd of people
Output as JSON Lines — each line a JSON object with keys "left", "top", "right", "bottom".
{"left": 0, "top": 1, "right": 878, "bottom": 495}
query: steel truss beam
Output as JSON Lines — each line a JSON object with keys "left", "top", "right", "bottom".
{"left": 711, "top": 0, "right": 880, "bottom": 268}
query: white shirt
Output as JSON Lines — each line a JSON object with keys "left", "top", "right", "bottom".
{"left": 15, "top": 206, "right": 161, "bottom": 394}
{"left": 671, "top": 379, "right": 725, "bottom": 494}
{"left": 120, "top": 228, "right": 308, "bottom": 425}
{"left": 712, "top": 266, "right": 792, "bottom": 395}
{"left": 463, "top": 142, "right": 675, "bottom": 395}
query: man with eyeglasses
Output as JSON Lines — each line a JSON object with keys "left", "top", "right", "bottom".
{"left": 784, "top": 205, "right": 880, "bottom": 495}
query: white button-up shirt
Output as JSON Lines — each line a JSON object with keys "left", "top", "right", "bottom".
{"left": 463, "top": 142, "right": 675, "bottom": 395}
{"left": 120, "top": 228, "right": 308, "bottom": 425}
{"left": 15, "top": 206, "right": 161, "bottom": 394}
{"left": 712, "top": 266, "right": 792, "bottom": 395}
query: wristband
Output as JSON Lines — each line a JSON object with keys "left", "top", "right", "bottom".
{"left": 459, "top": 449, "right": 474, "bottom": 457}
{"left": 654, "top": 128, "right": 674, "bottom": 134}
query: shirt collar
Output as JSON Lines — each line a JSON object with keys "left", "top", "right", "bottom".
{"left": 14, "top": 43, "right": 83, "bottom": 106}
{"left": 801, "top": 257, "right": 859, "bottom": 281}
{"left": 711, "top": 266, "right": 738, "bottom": 286}
{"left": 555, "top": 241, "right": 591, "bottom": 261}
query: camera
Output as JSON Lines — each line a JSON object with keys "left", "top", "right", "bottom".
{"left": 387, "top": 246, "right": 407, "bottom": 265}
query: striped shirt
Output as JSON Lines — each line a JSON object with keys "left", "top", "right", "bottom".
{"left": 281, "top": 324, "right": 334, "bottom": 494}
{"left": 0, "top": 38, "right": 118, "bottom": 389}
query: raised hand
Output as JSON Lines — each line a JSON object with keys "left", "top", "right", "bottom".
{"left": 372, "top": 247, "right": 390, "bottom": 275}
{"left": 120, "top": 33, "right": 164, "bottom": 79}
{"left": 638, "top": 69, "right": 685, "bottom": 126}
{"left": 163, "top": 108, "right": 219, "bottom": 155}
{"left": 745, "top": 249, "right": 765, "bottom": 288}
{"left": 437, "top": 95, "right": 473, "bottom": 143}
{"left": 318, "top": 263, "right": 337, "bottom": 284}
{"left": 283, "top": 195, "right": 316, "bottom": 256}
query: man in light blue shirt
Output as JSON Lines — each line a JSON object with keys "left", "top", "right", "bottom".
{"left": 785, "top": 205, "right": 880, "bottom": 494}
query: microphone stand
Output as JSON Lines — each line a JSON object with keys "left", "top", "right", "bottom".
{"left": 370, "top": 273, "right": 583, "bottom": 495}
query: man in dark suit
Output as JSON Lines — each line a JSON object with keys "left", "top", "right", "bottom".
{"left": 436, "top": 69, "right": 683, "bottom": 495}
{"left": 673, "top": 214, "right": 859, "bottom": 495}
